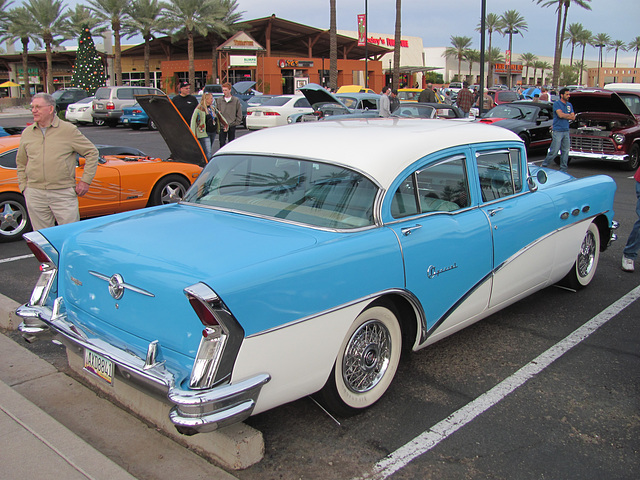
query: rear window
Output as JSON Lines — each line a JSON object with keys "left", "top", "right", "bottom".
{"left": 264, "top": 97, "right": 293, "bottom": 107}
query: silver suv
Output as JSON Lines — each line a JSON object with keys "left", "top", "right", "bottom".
{"left": 92, "top": 86, "right": 163, "bottom": 126}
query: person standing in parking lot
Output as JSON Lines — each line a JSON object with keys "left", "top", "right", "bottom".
{"left": 379, "top": 86, "right": 391, "bottom": 117}
{"left": 16, "top": 93, "right": 99, "bottom": 230}
{"left": 172, "top": 81, "right": 198, "bottom": 123}
{"left": 622, "top": 167, "right": 640, "bottom": 272}
{"left": 215, "top": 82, "right": 243, "bottom": 147}
{"left": 191, "top": 93, "right": 216, "bottom": 160}
{"left": 418, "top": 83, "right": 437, "bottom": 103}
{"left": 455, "top": 82, "right": 474, "bottom": 117}
{"left": 541, "top": 87, "right": 575, "bottom": 173}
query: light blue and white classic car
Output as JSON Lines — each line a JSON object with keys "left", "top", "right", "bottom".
{"left": 18, "top": 105, "right": 617, "bottom": 434}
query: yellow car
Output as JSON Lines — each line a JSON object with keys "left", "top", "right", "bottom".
{"left": 398, "top": 88, "right": 446, "bottom": 103}
{"left": 336, "top": 85, "right": 375, "bottom": 94}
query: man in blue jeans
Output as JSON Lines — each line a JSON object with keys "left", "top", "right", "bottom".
{"left": 622, "top": 167, "right": 640, "bottom": 272}
{"left": 541, "top": 88, "right": 575, "bottom": 172}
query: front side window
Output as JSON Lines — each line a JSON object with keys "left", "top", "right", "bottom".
{"left": 476, "top": 149, "right": 523, "bottom": 202}
{"left": 391, "top": 155, "right": 469, "bottom": 218}
{"left": 183, "top": 155, "right": 378, "bottom": 229}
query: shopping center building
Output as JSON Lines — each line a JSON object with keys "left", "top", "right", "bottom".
{"left": 0, "top": 14, "right": 633, "bottom": 98}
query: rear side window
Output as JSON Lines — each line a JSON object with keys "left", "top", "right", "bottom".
{"left": 391, "top": 155, "right": 469, "bottom": 218}
{"left": 294, "top": 98, "right": 311, "bottom": 108}
{"left": 0, "top": 148, "right": 17, "bottom": 169}
{"left": 116, "top": 88, "right": 135, "bottom": 100}
{"left": 94, "top": 88, "right": 110, "bottom": 100}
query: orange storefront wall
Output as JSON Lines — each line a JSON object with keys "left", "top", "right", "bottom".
{"left": 161, "top": 56, "right": 384, "bottom": 94}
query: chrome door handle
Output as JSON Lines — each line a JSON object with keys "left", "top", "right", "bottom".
{"left": 401, "top": 224, "right": 422, "bottom": 236}
{"left": 488, "top": 207, "right": 504, "bottom": 217}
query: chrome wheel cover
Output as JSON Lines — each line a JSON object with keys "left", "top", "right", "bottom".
{"left": 0, "top": 199, "right": 28, "bottom": 238}
{"left": 577, "top": 229, "right": 597, "bottom": 278}
{"left": 160, "top": 182, "right": 187, "bottom": 204}
{"left": 342, "top": 319, "right": 392, "bottom": 393}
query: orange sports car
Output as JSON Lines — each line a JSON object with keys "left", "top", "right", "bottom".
{"left": 1, "top": 133, "right": 205, "bottom": 242}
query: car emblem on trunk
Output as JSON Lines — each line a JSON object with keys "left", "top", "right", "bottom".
{"left": 108, "top": 274, "right": 125, "bottom": 299}
{"left": 89, "top": 271, "right": 155, "bottom": 299}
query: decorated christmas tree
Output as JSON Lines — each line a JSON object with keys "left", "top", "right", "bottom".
{"left": 71, "top": 26, "right": 106, "bottom": 95}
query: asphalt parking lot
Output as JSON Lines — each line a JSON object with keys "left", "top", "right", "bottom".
{"left": 1, "top": 115, "right": 639, "bottom": 479}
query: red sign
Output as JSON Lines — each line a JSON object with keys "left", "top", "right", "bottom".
{"left": 357, "top": 14, "right": 366, "bottom": 46}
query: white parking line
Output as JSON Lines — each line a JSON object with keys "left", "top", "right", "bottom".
{"left": 355, "top": 285, "right": 640, "bottom": 480}
{"left": 0, "top": 254, "right": 34, "bottom": 264}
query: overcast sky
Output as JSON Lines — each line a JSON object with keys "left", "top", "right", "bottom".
{"left": 236, "top": 0, "right": 639, "bottom": 65}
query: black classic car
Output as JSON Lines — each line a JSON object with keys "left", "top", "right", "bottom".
{"left": 478, "top": 101, "right": 554, "bottom": 151}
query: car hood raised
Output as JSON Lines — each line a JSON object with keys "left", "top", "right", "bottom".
{"left": 299, "top": 83, "right": 348, "bottom": 109}
{"left": 570, "top": 91, "right": 635, "bottom": 117}
{"left": 232, "top": 81, "right": 256, "bottom": 94}
{"left": 137, "top": 94, "right": 207, "bottom": 167}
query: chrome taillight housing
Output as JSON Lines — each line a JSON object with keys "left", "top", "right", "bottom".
{"left": 184, "top": 283, "right": 244, "bottom": 390}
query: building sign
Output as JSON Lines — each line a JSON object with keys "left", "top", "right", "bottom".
{"left": 367, "top": 37, "right": 409, "bottom": 48}
{"left": 357, "top": 14, "right": 367, "bottom": 46}
{"left": 278, "top": 59, "right": 314, "bottom": 68}
{"left": 230, "top": 55, "right": 257, "bottom": 66}
{"left": 494, "top": 63, "right": 522, "bottom": 74}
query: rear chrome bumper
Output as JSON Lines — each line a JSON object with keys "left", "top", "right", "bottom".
{"left": 16, "top": 302, "right": 270, "bottom": 433}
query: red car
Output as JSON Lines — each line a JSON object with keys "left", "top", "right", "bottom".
{"left": 569, "top": 88, "right": 640, "bottom": 170}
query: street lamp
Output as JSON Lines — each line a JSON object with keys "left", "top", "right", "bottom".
{"left": 595, "top": 43, "right": 605, "bottom": 87}
{"left": 505, "top": 28, "right": 519, "bottom": 89}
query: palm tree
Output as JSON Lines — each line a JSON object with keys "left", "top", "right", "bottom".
{"left": 629, "top": 36, "right": 640, "bottom": 68}
{"left": 204, "top": 1, "right": 244, "bottom": 87}
{"left": 577, "top": 29, "right": 592, "bottom": 85}
{"left": 519, "top": 53, "right": 537, "bottom": 85}
{"left": 86, "top": 0, "right": 130, "bottom": 87}
{"left": 123, "top": 0, "right": 168, "bottom": 87}
{"left": 163, "top": 0, "right": 224, "bottom": 90}
{"left": 608, "top": 40, "right": 627, "bottom": 68}
{"left": 537, "top": 0, "right": 591, "bottom": 87}
{"left": 443, "top": 35, "right": 472, "bottom": 82}
{"left": 592, "top": 32, "right": 611, "bottom": 66}
{"left": 564, "top": 22, "right": 585, "bottom": 67}
{"left": 0, "top": 5, "right": 41, "bottom": 100}
{"left": 476, "top": 13, "right": 502, "bottom": 88}
{"left": 25, "top": 0, "right": 69, "bottom": 93}
{"left": 538, "top": 61, "right": 552, "bottom": 86}
{"left": 499, "top": 10, "right": 527, "bottom": 89}
{"left": 392, "top": 0, "right": 401, "bottom": 90}
{"left": 465, "top": 49, "right": 480, "bottom": 83}
{"left": 329, "top": 0, "right": 337, "bottom": 90}
{"left": 66, "top": 4, "right": 101, "bottom": 34}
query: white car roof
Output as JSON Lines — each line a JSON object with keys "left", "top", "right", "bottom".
{"left": 219, "top": 118, "right": 521, "bottom": 190}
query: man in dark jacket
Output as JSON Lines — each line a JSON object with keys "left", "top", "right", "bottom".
{"left": 172, "top": 81, "right": 198, "bottom": 123}
{"left": 418, "top": 83, "right": 437, "bottom": 103}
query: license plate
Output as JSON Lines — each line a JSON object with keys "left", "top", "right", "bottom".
{"left": 123, "top": 119, "right": 129, "bottom": 123}
{"left": 254, "top": 111, "right": 262, "bottom": 116}
{"left": 84, "top": 349, "right": 115, "bottom": 384}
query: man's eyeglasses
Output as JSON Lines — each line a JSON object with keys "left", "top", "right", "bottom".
{"left": 30, "top": 104, "right": 52, "bottom": 111}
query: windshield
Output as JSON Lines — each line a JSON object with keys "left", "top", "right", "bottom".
{"left": 183, "top": 154, "right": 378, "bottom": 229}
{"left": 485, "top": 104, "right": 538, "bottom": 120}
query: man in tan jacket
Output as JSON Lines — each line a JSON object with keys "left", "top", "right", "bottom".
{"left": 16, "top": 92, "right": 99, "bottom": 230}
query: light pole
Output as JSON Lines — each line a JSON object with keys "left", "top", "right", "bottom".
{"left": 505, "top": 28, "right": 518, "bottom": 89}
{"left": 595, "top": 43, "right": 605, "bottom": 87}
